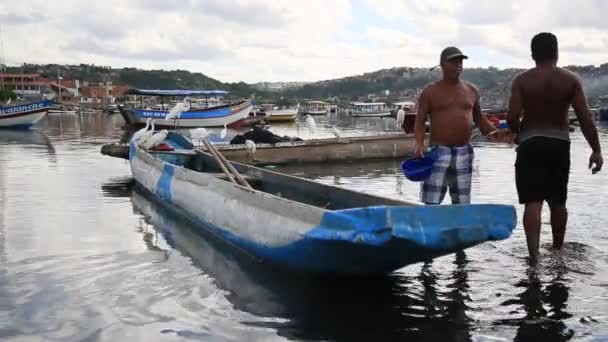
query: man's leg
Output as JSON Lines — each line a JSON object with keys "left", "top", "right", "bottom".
{"left": 549, "top": 204, "right": 567, "bottom": 249}
{"left": 515, "top": 139, "right": 548, "bottom": 262}
{"left": 421, "top": 147, "right": 449, "bottom": 204}
{"left": 449, "top": 145, "right": 473, "bottom": 204}
{"left": 523, "top": 201, "right": 543, "bottom": 261}
{"left": 547, "top": 139, "right": 570, "bottom": 250}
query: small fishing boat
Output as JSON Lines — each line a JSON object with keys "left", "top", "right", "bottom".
{"left": 261, "top": 103, "right": 299, "bottom": 122}
{"left": 300, "top": 100, "right": 329, "bottom": 115}
{"left": 0, "top": 100, "right": 53, "bottom": 129}
{"left": 119, "top": 89, "right": 253, "bottom": 128}
{"left": 127, "top": 131, "right": 516, "bottom": 275}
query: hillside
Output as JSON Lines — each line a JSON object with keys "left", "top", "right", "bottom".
{"left": 5, "top": 64, "right": 261, "bottom": 98}
{"left": 6, "top": 63, "right": 608, "bottom": 107}
{"left": 283, "top": 64, "right": 608, "bottom": 107}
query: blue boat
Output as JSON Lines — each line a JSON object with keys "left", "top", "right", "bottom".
{"left": 128, "top": 132, "right": 517, "bottom": 275}
{"left": 0, "top": 100, "right": 53, "bottom": 129}
{"left": 119, "top": 89, "right": 256, "bottom": 128}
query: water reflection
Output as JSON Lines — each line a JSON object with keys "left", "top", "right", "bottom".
{"left": 0, "top": 129, "right": 56, "bottom": 157}
{"left": 275, "top": 159, "right": 402, "bottom": 180}
{"left": 509, "top": 268, "right": 573, "bottom": 341}
{"left": 497, "top": 252, "right": 578, "bottom": 341}
{"left": 124, "top": 181, "right": 476, "bottom": 341}
{"left": 40, "top": 111, "right": 125, "bottom": 140}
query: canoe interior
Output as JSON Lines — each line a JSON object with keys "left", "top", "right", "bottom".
{"left": 150, "top": 135, "right": 410, "bottom": 211}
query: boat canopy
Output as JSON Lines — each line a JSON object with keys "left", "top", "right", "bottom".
{"left": 126, "top": 89, "right": 229, "bottom": 97}
{"left": 350, "top": 102, "right": 386, "bottom": 106}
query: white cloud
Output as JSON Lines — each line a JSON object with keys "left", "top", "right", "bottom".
{"left": 0, "top": 0, "right": 606, "bottom": 83}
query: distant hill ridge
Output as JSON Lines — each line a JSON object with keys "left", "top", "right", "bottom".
{"left": 7, "top": 63, "right": 608, "bottom": 105}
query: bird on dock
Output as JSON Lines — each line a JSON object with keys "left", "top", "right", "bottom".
{"left": 143, "top": 129, "right": 169, "bottom": 150}
{"left": 165, "top": 97, "right": 191, "bottom": 129}
{"left": 190, "top": 128, "right": 209, "bottom": 148}
{"left": 305, "top": 115, "right": 316, "bottom": 136}
{"left": 220, "top": 124, "right": 227, "bottom": 139}
{"left": 331, "top": 125, "right": 341, "bottom": 140}
{"left": 131, "top": 118, "right": 152, "bottom": 143}
{"left": 5, "top": 98, "right": 11, "bottom": 106}
{"left": 245, "top": 139, "right": 256, "bottom": 154}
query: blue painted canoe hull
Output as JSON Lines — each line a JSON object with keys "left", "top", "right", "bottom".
{"left": 129, "top": 133, "right": 517, "bottom": 275}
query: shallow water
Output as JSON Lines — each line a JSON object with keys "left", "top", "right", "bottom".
{"left": 0, "top": 112, "right": 606, "bottom": 341}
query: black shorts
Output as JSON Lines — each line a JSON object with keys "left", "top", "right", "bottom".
{"left": 515, "top": 137, "right": 570, "bottom": 205}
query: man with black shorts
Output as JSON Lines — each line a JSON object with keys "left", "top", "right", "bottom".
{"left": 507, "top": 32, "right": 603, "bottom": 261}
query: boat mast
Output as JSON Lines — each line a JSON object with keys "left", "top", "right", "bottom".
{"left": 57, "top": 69, "right": 62, "bottom": 102}
{"left": 0, "top": 23, "right": 5, "bottom": 92}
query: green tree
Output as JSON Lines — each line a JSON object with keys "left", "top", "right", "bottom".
{"left": 0, "top": 89, "right": 17, "bottom": 102}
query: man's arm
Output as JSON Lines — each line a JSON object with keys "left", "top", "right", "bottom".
{"left": 414, "top": 88, "right": 430, "bottom": 157}
{"left": 571, "top": 75, "right": 603, "bottom": 173}
{"left": 471, "top": 84, "right": 497, "bottom": 135}
{"left": 507, "top": 76, "right": 523, "bottom": 133}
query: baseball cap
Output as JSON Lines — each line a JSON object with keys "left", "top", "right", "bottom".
{"left": 440, "top": 46, "right": 468, "bottom": 63}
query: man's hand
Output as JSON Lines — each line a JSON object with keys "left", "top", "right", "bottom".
{"left": 414, "top": 143, "right": 427, "bottom": 158}
{"left": 487, "top": 128, "right": 516, "bottom": 144}
{"left": 589, "top": 151, "right": 603, "bottom": 174}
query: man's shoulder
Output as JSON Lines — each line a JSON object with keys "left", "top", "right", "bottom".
{"left": 461, "top": 81, "right": 480, "bottom": 96}
{"left": 558, "top": 67, "right": 581, "bottom": 81}
{"left": 514, "top": 70, "right": 528, "bottom": 80}
{"left": 462, "top": 80, "right": 479, "bottom": 91}
{"left": 421, "top": 81, "right": 440, "bottom": 93}
{"left": 418, "top": 82, "right": 440, "bottom": 100}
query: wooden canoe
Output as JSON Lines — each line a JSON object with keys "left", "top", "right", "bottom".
{"left": 102, "top": 133, "right": 420, "bottom": 165}
{"left": 127, "top": 132, "right": 516, "bottom": 275}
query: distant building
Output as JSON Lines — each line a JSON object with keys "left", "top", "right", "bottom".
{"left": 79, "top": 82, "right": 129, "bottom": 104}
{"left": 0, "top": 74, "right": 73, "bottom": 98}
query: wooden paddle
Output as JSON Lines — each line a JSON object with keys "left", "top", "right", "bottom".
{"left": 200, "top": 137, "right": 253, "bottom": 189}
{"left": 199, "top": 138, "right": 236, "bottom": 185}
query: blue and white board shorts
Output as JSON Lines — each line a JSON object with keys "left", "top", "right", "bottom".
{"left": 420, "top": 144, "right": 474, "bottom": 204}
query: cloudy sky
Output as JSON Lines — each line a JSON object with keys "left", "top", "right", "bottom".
{"left": 0, "top": 0, "right": 606, "bottom": 83}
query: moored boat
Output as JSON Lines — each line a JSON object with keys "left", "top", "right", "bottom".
{"left": 300, "top": 100, "right": 329, "bottom": 115}
{"left": 101, "top": 132, "right": 420, "bottom": 165}
{"left": 261, "top": 103, "right": 299, "bottom": 122}
{"left": 127, "top": 132, "right": 516, "bottom": 275}
{"left": 0, "top": 100, "right": 53, "bottom": 129}
{"left": 119, "top": 89, "right": 253, "bottom": 128}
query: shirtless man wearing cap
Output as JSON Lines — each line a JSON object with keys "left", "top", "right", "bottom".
{"left": 414, "top": 47, "right": 498, "bottom": 205}
{"left": 507, "top": 32, "right": 603, "bottom": 261}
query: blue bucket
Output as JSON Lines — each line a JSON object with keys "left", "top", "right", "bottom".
{"left": 401, "top": 153, "right": 436, "bottom": 182}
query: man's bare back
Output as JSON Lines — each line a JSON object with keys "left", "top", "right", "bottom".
{"left": 512, "top": 66, "right": 577, "bottom": 132}
{"left": 507, "top": 31, "right": 603, "bottom": 261}
{"left": 419, "top": 80, "right": 492, "bottom": 146}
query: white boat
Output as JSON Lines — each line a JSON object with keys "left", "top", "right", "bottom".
{"left": 300, "top": 100, "right": 329, "bottom": 115}
{"left": 261, "top": 103, "right": 299, "bottom": 122}
{"left": 0, "top": 100, "right": 53, "bottom": 129}
{"left": 349, "top": 102, "right": 392, "bottom": 117}
{"left": 48, "top": 108, "right": 78, "bottom": 115}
